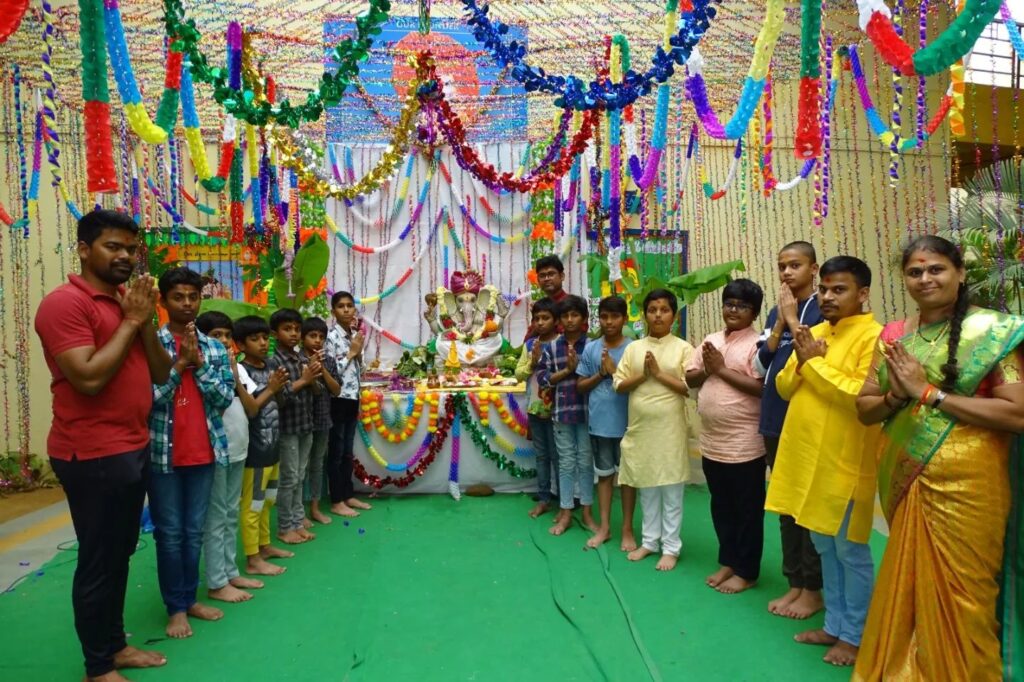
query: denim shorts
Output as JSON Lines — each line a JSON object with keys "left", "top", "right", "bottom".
{"left": 591, "top": 435, "right": 621, "bottom": 476}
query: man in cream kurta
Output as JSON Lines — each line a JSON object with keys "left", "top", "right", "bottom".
{"left": 614, "top": 333, "right": 694, "bottom": 564}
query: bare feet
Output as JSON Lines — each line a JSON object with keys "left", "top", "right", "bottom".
{"left": 260, "top": 544, "right": 294, "bottom": 559}
{"left": 794, "top": 628, "right": 838, "bottom": 646}
{"left": 297, "top": 528, "right": 316, "bottom": 541}
{"left": 823, "top": 640, "right": 859, "bottom": 666}
{"left": 586, "top": 528, "right": 611, "bottom": 549}
{"left": 549, "top": 510, "right": 572, "bottom": 536}
{"left": 330, "top": 502, "right": 360, "bottom": 518}
{"left": 230, "top": 576, "right": 264, "bottom": 589}
{"left": 620, "top": 529, "right": 638, "bottom": 552}
{"left": 277, "top": 529, "right": 305, "bottom": 544}
{"left": 627, "top": 546, "right": 656, "bottom": 562}
{"left": 187, "top": 602, "right": 224, "bottom": 621}
{"left": 656, "top": 554, "right": 679, "bottom": 571}
{"left": 113, "top": 645, "right": 166, "bottom": 669}
{"left": 768, "top": 587, "right": 802, "bottom": 615}
{"left": 781, "top": 589, "right": 824, "bottom": 620}
{"left": 581, "top": 508, "right": 600, "bottom": 534}
{"left": 706, "top": 566, "right": 734, "bottom": 588}
{"left": 166, "top": 612, "right": 192, "bottom": 639}
{"left": 208, "top": 584, "right": 252, "bottom": 603}
{"left": 301, "top": 517, "right": 313, "bottom": 529}
{"left": 347, "top": 497, "right": 372, "bottom": 510}
{"left": 311, "top": 509, "right": 332, "bottom": 525}
{"left": 716, "top": 575, "right": 756, "bottom": 594}
{"left": 246, "top": 556, "right": 286, "bottom": 576}
{"left": 528, "top": 501, "right": 551, "bottom": 518}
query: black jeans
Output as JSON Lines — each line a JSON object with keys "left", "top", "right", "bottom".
{"left": 765, "top": 436, "right": 823, "bottom": 590}
{"left": 50, "top": 447, "right": 149, "bottom": 678}
{"left": 328, "top": 398, "right": 359, "bottom": 504}
{"left": 702, "top": 455, "right": 767, "bottom": 581}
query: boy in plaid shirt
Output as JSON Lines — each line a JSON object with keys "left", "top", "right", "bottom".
{"left": 537, "top": 295, "right": 596, "bottom": 538}
{"left": 267, "top": 309, "right": 322, "bottom": 544}
{"left": 299, "top": 316, "right": 341, "bottom": 526}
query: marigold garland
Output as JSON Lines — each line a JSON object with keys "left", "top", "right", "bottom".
{"left": 360, "top": 389, "right": 437, "bottom": 443}
{"left": 454, "top": 394, "right": 536, "bottom": 479}
{"left": 353, "top": 395, "right": 455, "bottom": 489}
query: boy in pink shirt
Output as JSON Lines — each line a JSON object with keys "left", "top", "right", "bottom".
{"left": 686, "top": 279, "right": 767, "bottom": 594}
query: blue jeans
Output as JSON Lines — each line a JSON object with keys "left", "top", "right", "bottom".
{"left": 528, "top": 415, "right": 558, "bottom": 503}
{"left": 810, "top": 501, "right": 875, "bottom": 646}
{"left": 552, "top": 421, "right": 594, "bottom": 510}
{"left": 149, "top": 463, "right": 215, "bottom": 615}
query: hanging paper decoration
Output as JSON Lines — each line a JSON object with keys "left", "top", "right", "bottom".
{"left": 324, "top": 161, "right": 436, "bottom": 254}
{"left": 461, "top": 0, "right": 716, "bottom": 111}
{"left": 0, "top": 0, "right": 29, "bottom": 44}
{"left": 858, "top": 0, "right": 1001, "bottom": 76}
{"left": 103, "top": 0, "right": 168, "bottom": 144}
{"left": 438, "top": 162, "right": 532, "bottom": 244}
{"left": 353, "top": 208, "right": 446, "bottom": 306}
{"left": 846, "top": 45, "right": 954, "bottom": 152}
{"left": 79, "top": 0, "right": 118, "bottom": 193}
{"left": 163, "top": 0, "right": 392, "bottom": 126}
{"left": 457, "top": 396, "right": 536, "bottom": 478}
{"left": 274, "top": 53, "right": 425, "bottom": 200}
{"left": 699, "top": 139, "right": 743, "bottom": 200}
{"left": 154, "top": 46, "right": 183, "bottom": 134}
{"left": 793, "top": 0, "right": 823, "bottom": 159}
{"left": 685, "top": 0, "right": 784, "bottom": 139}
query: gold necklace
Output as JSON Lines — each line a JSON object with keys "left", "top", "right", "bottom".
{"left": 913, "top": 319, "right": 950, "bottom": 366}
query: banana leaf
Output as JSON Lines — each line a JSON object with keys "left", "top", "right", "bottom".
{"left": 666, "top": 260, "right": 746, "bottom": 305}
{"left": 198, "top": 297, "right": 274, "bottom": 321}
{"left": 272, "top": 234, "right": 331, "bottom": 311}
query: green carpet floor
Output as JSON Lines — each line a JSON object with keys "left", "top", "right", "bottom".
{"left": 0, "top": 487, "right": 886, "bottom": 681}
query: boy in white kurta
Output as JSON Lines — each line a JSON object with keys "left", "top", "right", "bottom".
{"left": 613, "top": 289, "right": 695, "bottom": 571}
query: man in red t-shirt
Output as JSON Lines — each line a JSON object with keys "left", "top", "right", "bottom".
{"left": 34, "top": 209, "right": 173, "bottom": 682}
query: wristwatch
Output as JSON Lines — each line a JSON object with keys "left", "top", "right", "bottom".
{"left": 932, "top": 390, "right": 948, "bottom": 408}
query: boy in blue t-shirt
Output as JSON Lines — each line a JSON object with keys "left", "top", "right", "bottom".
{"left": 577, "top": 296, "right": 633, "bottom": 550}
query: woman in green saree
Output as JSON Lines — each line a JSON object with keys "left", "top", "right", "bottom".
{"left": 853, "top": 235, "right": 1024, "bottom": 681}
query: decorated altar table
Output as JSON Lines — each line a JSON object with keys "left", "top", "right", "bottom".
{"left": 353, "top": 388, "right": 542, "bottom": 497}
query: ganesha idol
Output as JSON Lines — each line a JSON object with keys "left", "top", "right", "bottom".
{"left": 424, "top": 270, "right": 509, "bottom": 367}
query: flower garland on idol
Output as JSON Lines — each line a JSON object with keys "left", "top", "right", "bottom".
{"left": 163, "top": 0, "right": 391, "bottom": 126}
{"left": 858, "top": 0, "right": 1001, "bottom": 76}
{"left": 685, "top": 0, "right": 784, "bottom": 140}
{"left": 353, "top": 394, "right": 455, "bottom": 489}
{"left": 461, "top": 0, "right": 716, "bottom": 111}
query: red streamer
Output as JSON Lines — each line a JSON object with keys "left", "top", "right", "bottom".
{"left": 794, "top": 77, "right": 822, "bottom": 159}
{"left": 865, "top": 12, "right": 916, "bottom": 75}
{"left": 0, "top": 0, "right": 29, "bottom": 44}
{"left": 164, "top": 50, "right": 184, "bottom": 89}
{"left": 84, "top": 100, "right": 118, "bottom": 193}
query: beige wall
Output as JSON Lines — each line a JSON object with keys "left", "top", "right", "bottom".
{"left": 0, "top": 13, "right": 952, "bottom": 462}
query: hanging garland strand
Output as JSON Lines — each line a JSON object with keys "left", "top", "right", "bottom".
{"left": 353, "top": 394, "right": 455, "bottom": 489}
{"left": 273, "top": 53, "right": 425, "bottom": 200}
{"left": 455, "top": 394, "right": 537, "bottom": 478}
{"left": 858, "top": 0, "right": 1001, "bottom": 76}
{"left": 79, "top": 0, "right": 118, "bottom": 193}
{"left": 163, "top": 0, "right": 391, "bottom": 126}
{"left": 105, "top": 0, "right": 170, "bottom": 143}
{"left": 461, "top": 0, "right": 716, "bottom": 111}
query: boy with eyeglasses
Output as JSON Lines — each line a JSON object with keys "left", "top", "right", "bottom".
{"left": 686, "top": 279, "right": 767, "bottom": 594}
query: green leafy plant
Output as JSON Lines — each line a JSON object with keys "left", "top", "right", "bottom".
{"left": 943, "top": 158, "right": 1024, "bottom": 315}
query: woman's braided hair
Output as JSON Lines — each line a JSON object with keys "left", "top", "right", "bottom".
{"left": 901, "top": 235, "right": 968, "bottom": 392}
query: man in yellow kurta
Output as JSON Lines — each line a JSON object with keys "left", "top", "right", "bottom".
{"left": 764, "top": 256, "right": 882, "bottom": 668}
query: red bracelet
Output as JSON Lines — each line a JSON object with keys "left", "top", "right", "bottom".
{"left": 920, "top": 384, "right": 937, "bottom": 406}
